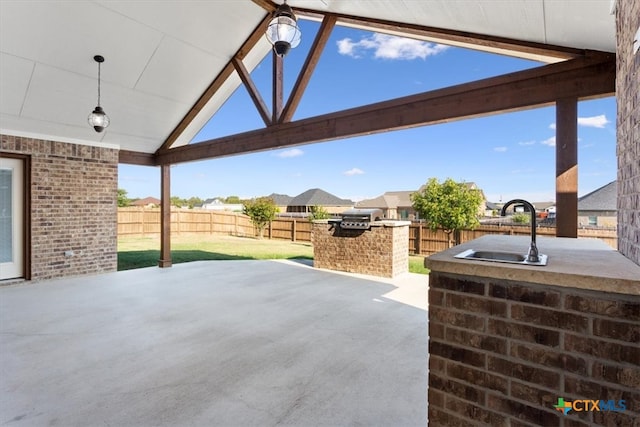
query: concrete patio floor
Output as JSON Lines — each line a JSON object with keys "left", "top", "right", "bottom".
{"left": 1, "top": 260, "right": 428, "bottom": 426}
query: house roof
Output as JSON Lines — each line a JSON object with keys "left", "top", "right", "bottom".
{"left": 266, "top": 193, "right": 293, "bottom": 206}
{"left": 288, "top": 188, "right": 353, "bottom": 207}
{"left": 0, "top": 1, "right": 616, "bottom": 157}
{"left": 357, "top": 191, "right": 414, "bottom": 209}
{"left": 532, "top": 201, "right": 556, "bottom": 210}
{"left": 578, "top": 181, "right": 617, "bottom": 211}
{"left": 131, "top": 197, "right": 161, "bottom": 206}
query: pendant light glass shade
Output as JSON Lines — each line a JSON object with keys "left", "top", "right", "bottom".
{"left": 88, "top": 106, "right": 110, "bottom": 133}
{"left": 88, "top": 55, "right": 110, "bottom": 133}
{"left": 265, "top": 2, "right": 301, "bottom": 57}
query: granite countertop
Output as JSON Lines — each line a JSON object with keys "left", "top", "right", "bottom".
{"left": 425, "top": 235, "right": 640, "bottom": 295}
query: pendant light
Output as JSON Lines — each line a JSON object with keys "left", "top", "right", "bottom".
{"left": 265, "top": 1, "right": 301, "bottom": 57}
{"left": 88, "top": 55, "right": 110, "bottom": 133}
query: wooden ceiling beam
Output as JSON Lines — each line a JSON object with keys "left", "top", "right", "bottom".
{"left": 157, "top": 13, "right": 272, "bottom": 152}
{"left": 232, "top": 57, "right": 273, "bottom": 126}
{"left": 251, "top": 0, "right": 276, "bottom": 13}
{"left": 280, "top": 14, "right": 337, "bottom": 123}
{"left": 119, "top": 150, "right": 156, "bottom": 166}
{"left": 155, "top": 54, "right": 614, "bottom": 165}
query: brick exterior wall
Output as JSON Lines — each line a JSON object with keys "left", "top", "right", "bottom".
{"left": 311, "top": 221, "right": 409, "bottom": 278}
{"left": 616, "top": 0, "right": 640, "bottom": 266}
{"left": 428, "top": 272, "right": 640, "bottom": 426}
{"left": 1, "top": 134, "right": 118, "bottom": 280}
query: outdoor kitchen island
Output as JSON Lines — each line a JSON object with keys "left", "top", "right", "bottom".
{"left": 424, "top": 235, "right": 640, "bottom": 426}
{"left": 311, "top": 218, "right": 410, "bottom": 278}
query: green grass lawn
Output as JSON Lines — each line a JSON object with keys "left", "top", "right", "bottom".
{"left": 118, "top": 234, "right": 429, "bottom": 275}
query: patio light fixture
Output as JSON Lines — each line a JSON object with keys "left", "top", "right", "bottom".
{"left": 265, "top": 1, "right": 301, "bottom": 57}
{"left": 88, "top": 55, "right": 110, "bottom": 133}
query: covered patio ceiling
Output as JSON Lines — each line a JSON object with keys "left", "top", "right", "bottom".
{"left": 0, "top": 0, "right": 616, "bottom": 162}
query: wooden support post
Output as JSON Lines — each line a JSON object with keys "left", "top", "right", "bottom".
{"left": 273, "top": 51, "right": 283, "bottom": 123}
{"left": 292, "top": 219, "right": 297, "bottom": 242}
{"left": 159, "top": 164, "right": 172, "bottom": 267}
{"left": 140, "top": 207, "right": 145, "bottom": 236}
{"left": 416, "top": 223, "right": 422, "bottom": 255}
{"left": 555, "top": 97, "right": 578, "bottom": 238}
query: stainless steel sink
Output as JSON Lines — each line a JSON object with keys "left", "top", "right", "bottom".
{"left": 454, "top": 249, "right": 548, "bottom": 266}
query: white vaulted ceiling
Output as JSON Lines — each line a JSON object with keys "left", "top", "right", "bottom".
{"left": 0, "top": 1, "right": 616, "bottom": 155}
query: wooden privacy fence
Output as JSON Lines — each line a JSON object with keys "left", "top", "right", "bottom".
{"left": 118, "top": 208, "right": 617, "bottom": 253}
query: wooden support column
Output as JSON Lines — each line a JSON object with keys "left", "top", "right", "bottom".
{"left": 159, "top": 164, "right": 172, "bottom": 267}
{"left": 555, "top": 97, "right": 578, "bottom": 238}
{"left": 273, "top": 51, "right": 283, "bottom": 123}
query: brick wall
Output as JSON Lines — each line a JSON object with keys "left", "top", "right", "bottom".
{"left": 616, "top": 0, "right": 640, "bottom": 265}
{"left": 311, "top": 221, "right": 409, "bottom": 278}
{"left": 428, "top": 272, "right": 640, "bottom": 426}
{"left": 1, "top": 134, "right": 118, "bottom": 280}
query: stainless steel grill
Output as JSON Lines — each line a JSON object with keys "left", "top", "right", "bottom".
{"left": 338, "top": 208, "right": 383, "bottom": 230}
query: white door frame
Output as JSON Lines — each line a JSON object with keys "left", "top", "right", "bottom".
{"left": 0, "top": 156, "right": 25, "bottom": 280}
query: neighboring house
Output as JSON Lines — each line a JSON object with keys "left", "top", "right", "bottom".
{"left": 286, "top": 188, "right": 354, "bottom": 215}
{"left": 578, "top": 181, "right": 617, "bottom": 227}
{"left": 359, "top": 182, "right": 487, "bottom": 220}
{"left": 131, "top": 197, "right": 161, "bottom": 208}
{"left": 200, "top": 198, "right": 243, "bottom": 212}
{"left": 266, "top": 193, "right": 293, "bottom": 213}
{"left": 485, "top": 201, "right": 502, "bottom": 217}
{"left": 356, "top": 191, "right": 416, "bottom": 219}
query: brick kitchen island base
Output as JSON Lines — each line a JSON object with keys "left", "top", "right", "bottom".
{"left": 311, "top": 220, "right": 409, "bottom": 278}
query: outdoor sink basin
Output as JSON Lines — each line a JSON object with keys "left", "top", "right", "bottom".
{"left": 454, "top": 249, "right": 548, "bottom": 266}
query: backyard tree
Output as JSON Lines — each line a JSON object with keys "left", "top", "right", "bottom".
{"left": 243, "top": 197, "right": 279, "bottom": 239}
{"left": 411, "top": 178, "right": 484, "bottom": 247}
{"left": 117, "top": 188, "right": 131, "bottom": 207}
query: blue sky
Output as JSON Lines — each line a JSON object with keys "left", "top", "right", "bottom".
{"left": 119, "top": 20, "right": 617, "bottom": 203}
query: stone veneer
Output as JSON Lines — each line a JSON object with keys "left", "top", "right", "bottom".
{"left": 1, "top": 134, "right": 118, "bottom": 280}
{"left": 428, "top": 272, "right": 640, "bottom": 427}
{"left": 616, "top": 0, "right": 640, "bottom": 266}
{"left": 311, "top": 220, "right": 409, "bottom": 278}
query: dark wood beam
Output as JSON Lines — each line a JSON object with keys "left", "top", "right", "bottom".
{"left": 251, "top": 0, "right": 276, "bottom": 13}
{"left": 158, "top": 13, "right": 272, "bottom": 152}
{"left": 119, "top": 150, "right": 156, "bottom": 166}
{"left": 159, "top": 164, "right": 172, "bottom": 268}
{"left": 156, "top": 54, "right": 614, "bottom": 165}
{"left": 294, "top": 8, "right": 585, "bottom": 62}
{"left": 556, "top": 97, "right": 578, "bottom": 238}
{"left": 232, "top": 57, "right": 272, "bottom": 126}
{"left": 280, "top": 14, "right": 337, "bottom": 123}
{"left": 272, "top": 51, "right": 283, "bottom": 123}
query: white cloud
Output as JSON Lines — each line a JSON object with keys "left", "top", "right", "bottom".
{"left": 337, "top": 33, "right": 449, "bottom": 60}
{"left": 541, "top": 136, "right": 556, "bottom": 147}
{"left": 344, "top": 167, "right": 365, "bottom": 176}
{"left": 493, "top": 146, "right": 508, "bottom": 152}
{"left": 275, "top": 148, "right": 303, "bottom": 158}
{"left": 518, "top": 141, "right": 536, "bottom": 146}
{"left": 578, "top": 114, "right": 609, "bottom": 128}
{"left": 548, "top": 115, "right": 609, "bottom": 131}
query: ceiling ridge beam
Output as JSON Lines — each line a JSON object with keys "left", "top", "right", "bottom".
{"left": 280, "top": 14, "right": 337, "bottom": 124}
{"left": 232, "top": 57, "right": 273, "bottom": 126}
{"left": 156, "top": 55, "right": 614, "bottom": 165}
